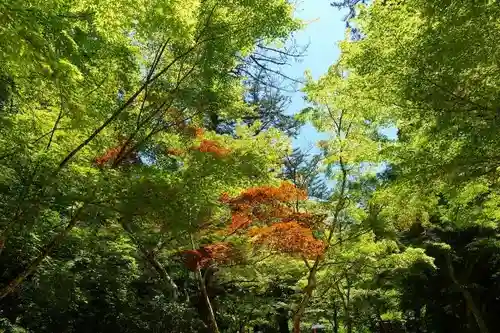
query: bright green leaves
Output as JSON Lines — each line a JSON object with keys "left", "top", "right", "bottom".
{"left": 318, "top": 0, "right": 500, "bottom": 231}
{"left": 302, "top": 66, "right": 386, "bottom": 169}
{"left": 345, "top": 0, "right": 500, "bottom": 180}
{"left": 56, "top": 59, "right": 84, "bottom": 82}
{"left": 0, "top": 0, "right": 309, "bottom": 330}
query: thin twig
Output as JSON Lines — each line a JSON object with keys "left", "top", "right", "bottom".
{"left": 46, "top": 87, "right": 64, "bottom": 150}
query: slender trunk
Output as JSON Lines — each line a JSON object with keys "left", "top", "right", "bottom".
{"left": 292, "top": 160, "right": 348, "bottom": 332}
{"left": 344, "top": 275, "right": 352, "bottom": 333}
{"left": 460, "top": 287, "right": 488, "bottom": 333}
{"left": 46, "top": 87, "right": 64, "bottom": 150}
{"left": 332, "top": 304, "right": 339, "bottom": 333}
{"left": 293, "top": 263, "right": 318, "bottom": 333}
{"left": 145, "top": 252, "right": 178, "bottom": 299}
{"left": 446, "top": 253, "right": 489, "bottom": 333}
{"left": 292, "top": 110, "right": 350, "bottom": 332}
{"left": 120, "top": 219, "right": 178, "bottom": 299}
{"left": 345, "top": 314, "right": 352, "bottom": 333}
{"left": 191, "top": 235, "right": 219, "bottom": 333}
{"left": 0, "top": 208, "right": 82, "bottom": 300}
{"left": 196, "top": 268, "right": 219, "bottom": 333}
{"left": 144, "top": 252, "right": 178, "bottom": 299}
{"left": 277, "top": 308, "right": 290, "bottom": 333}
{"left": 334, "top": 278, "right": 349, "bottom": 333}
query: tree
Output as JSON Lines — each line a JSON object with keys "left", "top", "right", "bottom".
{"left": 4, "top": 0, "right": 500, "bottom": 332}
{"left": 325, "top": 0, "right": 500, "bottom": 228}
{"left": 312, "top": 2, "right": 500, "bottom": 332}
{"left": 0, "top": 0, "right": 303, "bottom": 330}
{"left": 282, "top": 147, "right": 331, "bottom": 201}
{"left": 210, "top": 39, "right": 307, "bottom": 137}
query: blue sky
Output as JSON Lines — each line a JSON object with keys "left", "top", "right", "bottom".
{"left": 284, "top": 0, "right": 347, "bottom": 151}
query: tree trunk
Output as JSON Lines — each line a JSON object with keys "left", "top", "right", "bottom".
{"left": 331, "top": 304, "right": 339, "bottom": 333}
{"left": 120, "top": 219, "right": 178, "bottom": 299}
{"left": 292, "top": 263, "right": 318, "bottom": 333}
{"left": 446, "top": 253, "right": 489, "bottom": 333}
{"left": 345, "top": 317, "right": 352, "bottom": 333}
{"left": 0, "top": 208, "right": 82, "bottom": 300}
{"left": 292, "top": 122, "right": 349, "bottom": 333}
{"left": 190, "top": 235, "right": 219, "bottom": 333}
{"left": 344, "top": 275, "right": 352, "bottom": 333}
{"left": 277, "top": 308, "right": 290, "bottom": 333}
{"left": 196, "top": 268, "right": 220, "bottom": 333}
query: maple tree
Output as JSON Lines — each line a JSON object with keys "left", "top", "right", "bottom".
{"left": 249, "top": 222, "right": 325, "bottom": 258}
{"left": 0, "top": 0, "right": 301, "bottom": 331}
{"left": 193, "top": 139, "right": 231, "bottom": 158}
{"left": 180, "top": 242, "right": 245, "bottom": 272}
{"left": 94, "top": 143, "right": 141, "bottom": 167}
{"left": 179, "top": 182, "right": 321, "bottom": 285}
{"left": 222, "top": 182, "right": 306, "bottom": 228}
{"left": 220, "top": 182, "right": 325, "bottom": 258}
{"left": 2, "top": 0, "right": 499, "bottom": 332}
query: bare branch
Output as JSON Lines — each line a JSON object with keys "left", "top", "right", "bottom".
{"left": 249, "top": 55, "right": 304, "bottom": 84}
{"left": 137, "top": 41, "right": 170, "bottom": 127}
{"left": 46, "top": 87, "right": 65, "bottom": 150}
{"left": 257, "top": 43, "right": 307, "bottom": 58}
{"left": 302, "top": 255, "right": 312, "bottom": 270}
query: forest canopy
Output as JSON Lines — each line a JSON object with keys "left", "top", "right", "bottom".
{"left": 1, "top": 1, "right": 500, "bottom": 333}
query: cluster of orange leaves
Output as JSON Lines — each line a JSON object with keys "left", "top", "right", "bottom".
{"left": 94, "top": 144, "right": 139, "bottom": 167}
{"left": 95, "top": 146, "right": 122, "bottom": 166}
{"left": 179, "top": 183, "right": 324, "bottom": 271}
{"left": 220, "top": 182, "right": 325, "bottom": 258}
{"left": 192, "top": 139, "right": 231, "bottom": 157}
{"left": 181, "top": 242, "right": 238, "bottom": 271}
{"left": 249, "top": 222, "right": 325, "bottom": 258}
{"left": 165, "top": 127, "right": 231, "bottom": 158}
{"left": 183, "top": 126, "right": 204, "bottom": 138}
{"left": 166, "top": 148, "right": 184, "bottom": 156}
{"left": 220, "top": 182, "right": 308, "bottom": 231}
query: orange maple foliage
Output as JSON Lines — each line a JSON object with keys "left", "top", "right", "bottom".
{"left": 249, "top": 222, "right": 325, "bottom": 258}
{"left": 226, "top": 182, "right": 307, "bottom": 206}
{"left": 281, "top": 211, "right": 318, "bottom": 227}
{"left": 95, "top": 146, "right": 122, "bottom": 166}
{"left": 204, "top": 242, "right": 237, "bottom": 263}
{"left": 180, "top": 183, "right": 323, "bottom": 271}
{"left": 94, "top": 144, "right": 139, "bottom": 167}
{"left": 220, "top": 182, "right": 325, "bottom": 257}
{"left": 183, "top": 126, "right": 204, "bottom": 138}
{"left": 166, "top": 148, "right": 183, "bottom": 156}
{"left": 195, "top": 127, "right": 204, "bottom": 137}
{"left": 230, "top": 212, "right": 252, "bottom": 231}
{"left": 192, "top": 139, "right": 231, "bottom": 157}
{"left": 181, "top": 242, "right": 237, "bottom": 271}
{"left": 221, "top": 182, "right": 307, "bottom": 231}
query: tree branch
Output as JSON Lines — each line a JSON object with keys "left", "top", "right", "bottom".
{"left": 46, "top": 87, "right": 64, "bottom": 150}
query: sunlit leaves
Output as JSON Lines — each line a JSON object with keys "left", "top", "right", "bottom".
{"left": 221, "top": 182, "right": 307, "bottom": 230}
{"left": 181, "top": 242, "right": 240, "bottom": 271}
{"left": 219, "top": 182, "right": 326, "bottom": 258}
{"left": 249, "top": 221, "right": 325, "bottom": 258}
